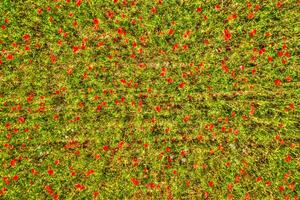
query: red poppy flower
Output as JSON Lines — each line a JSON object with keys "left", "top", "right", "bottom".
{"left": 247, "top": 2, "right": 252, "bottom": 9}
{"left": 249, "top": 29, "right": 256, "bottom": 37}
{"left": 23, "top": 34, "right": 30, "bottom": 41}
{"left": 245, "top": 193, "right": 250, "bottom": 200}
{"left": 168, "top": 29, "right": 175, "bottom": 35}
{"left": 117, "top": 27, "right": 125, "bottom": 35}
{"left": 75, "top": 183, "right": 85, "bottom": 190}
{"left": 268, "top": 56, "right": 273, "bottom": 62}
{"left": 173, "top": 43, "right": 179, "bottom": 50}
{"left": 166, "top": 147, "right": 171, "bottom": 152}
{"left": 276, "top": 1, "right": 283, "bottom": 8}
{"left": 265, "top": 32, "right": 272, "bottom": 37}
{"left": 76, "top": 0, "right": 81, "bottom": 7}
{"left": 288, "top": 183, "right": 295, "bottom": 190}
{"left": 285, "top": 155, "right": 292, "bottom": 162}
{"left": 166, "top": 77, "right": 173, "bottom": 83}
{"left": 279, "top": 186, "right": 285, "bottom": 192}
{"left": 118, "top": 141, "right": 125, "bottom": 149}
{"left": 93, "top": 191, "right": 100, "bottom": 199}
{"left": 93, "top": 18, "right": 99, "bottom": 25}
{"left": 19, "top": 117, "right": 25, "bottom": 123}
{"left": 278, "top": 51, "right": 284, "bottom": 57}
{"left": 289, "top": 103, "right": 295, "bottom": 110}
{"left": 197, "top": 7, "right": 202, "bottom": 13}
{"left": 103, "top": 145, "right": 109, "bottom": 151}
{"left": 71, "top": 171, "right": 76, "bottom": 176}
{"left": 53, "top": 114, "right": 59, "bottom": 121}
{"left": 235, "top": 175, "right": 241, "bottom": 183}
{"left": 256, "top": 176, "right": 262, "bottom": 182}
{"left": 12, "top": 175, "right": 18, "bottom": 181}
{"left": 285, "top": 51, "right": 290, "bottom": 57}
{"left": 227, "top": 183, "right": 233, "bottom": 191}
{"left": 73, "top": 46, "right": 79, "bottom": 53}
{"left": 274, "top": 79, "right": 282, "bottom": 86}
{"left": 48, "top": 169, "right": 54, "bottom": 176}
{"left": 208, "top": 181, "right": 214, "bottom": 187}
{"left": 10, "top": 159, "right": 17, "bottom": 167}
{"left": 183, "top": 115, "right": 190, "bottom": 123}
{"left": 224, "top": 29, "right": 231, "bottom": 41}
{"left": 228, "top": 14, "right": 237, "bottom": 21}
{"left": 53, "top": 194, "right": 59, "bottom": 200}
{"left": 7, "top": 54, "right": 13, "bottom": 60}
{"left": 151, "top": 7, "right": 157, "bottom": 14}
{"left": 86, "top": 169, "right": 95, "bottom": 176}
{"left": 259, "top": 48, "right": 266, "bottom": 55}
{"left": 25, "top": 45, "right": 30, "bottom": 51}
{"left": 106, "top": 11, "right": 114, "bottom": 19}
{"left": 45, "top": 185, "right": 54, "bottom": 195}
{"left": 182, "top": 44, "right": 188, "bottom": 50}
{"left": 181, "top": 150, "right": 187, "bottom": 156}
{"left": 131, "top": 178, "right": 139, "bottom": 186}
{"left": 50, "top": 54, "right": 57, "bottom": 64}
{"left": 31, "top": 168, "right": 39, "bottom": 175}
{"left": 3, "top": 177, "right": 10, "bottom": 185}
{"left": 282, "top": 59, "right": 287, "bottom": 64}
{"left": 204, "top": 39, "right": 209, "bottom": 45}
{"left": 179, "top": 82, "right": 186, "bottom": 88}
{"left": 156, "top": 106, "right": 161, "bottom": 112}
{"left": 248, "top": 12, "right": 255, "bottom": 19}
{"left": 95, "top": 154, "right": 101, "bottom": 160}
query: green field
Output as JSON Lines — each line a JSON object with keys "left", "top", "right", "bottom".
{"left": 0, "top": 0, "right": 299, "bottom": 199}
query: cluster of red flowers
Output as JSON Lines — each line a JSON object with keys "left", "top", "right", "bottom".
{"left": 0, "top": 0, "right": 298, "bottom": 199}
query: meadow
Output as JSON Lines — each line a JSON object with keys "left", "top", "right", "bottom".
{"left": 0, "top": 0, "right": 299, "bottom": 199}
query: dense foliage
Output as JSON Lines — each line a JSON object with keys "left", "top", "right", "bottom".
{"left": 0, "top": 0, "right": 299, "bottom": 199}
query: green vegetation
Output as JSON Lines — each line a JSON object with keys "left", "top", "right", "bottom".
{"left": 0, "top": 0, "right": 299, "bottom": 199}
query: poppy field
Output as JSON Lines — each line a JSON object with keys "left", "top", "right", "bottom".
{"left": 0, "top": 0, "right": 299, "bottom": 199}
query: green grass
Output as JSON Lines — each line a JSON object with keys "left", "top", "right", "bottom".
{"left": 0, "top": 0, "right": 299, "bottom": 199}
